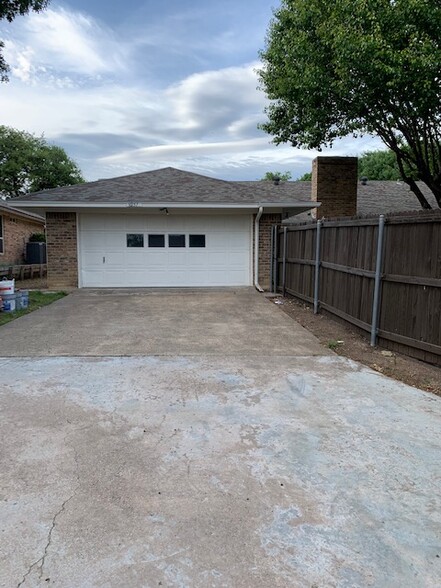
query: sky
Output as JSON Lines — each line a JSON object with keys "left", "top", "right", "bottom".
{"left": 0, "top": 0, "right": 382, "bottom": 182}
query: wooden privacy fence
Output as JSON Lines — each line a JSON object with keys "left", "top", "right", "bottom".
{"left": 0, "top": 264, "right": 47, "bottom": 281}
{"left": 270, "top": 210, "right": 441, "bottom": 366}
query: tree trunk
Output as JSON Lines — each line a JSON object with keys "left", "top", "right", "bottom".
{"left": 391, "top": 146, "right": 433, "bottom": 209}
{"left": 406, "top": 179, "right": 433, "bottom": 210}
{"left": 425, "top": 183, "right": 441, "bottom": 208}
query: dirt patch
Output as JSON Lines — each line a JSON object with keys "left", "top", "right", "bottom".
{"left": 273, "top": 296, "right": 441, "bottom": 397}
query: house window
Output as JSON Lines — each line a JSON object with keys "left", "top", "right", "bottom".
{"left": 127, "top": 233, "right": 144, "bottom": 247}
{"left": 0, "top": 216, "right": 3, "bottom": 254}
{"left": 169, "top": 234, "right": 186, "bottom": 248}
{"left": 148, "top": 234, "right": 165, "bottom": 248}
{"left": 189, "top": 234, "right": 205, "bottom": 248}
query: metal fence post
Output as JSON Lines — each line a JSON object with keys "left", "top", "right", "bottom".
{"left": 282, "top": 226, "right": 288, "bottom": 296}
{"left": 313, "top": 219, "right": 323, "bottom": 314}
{"left": 370, "top": 215, "right": 386, "bottom": 346}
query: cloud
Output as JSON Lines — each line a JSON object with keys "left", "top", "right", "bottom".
{"left": 1, "top": 7, "right": 126, "bottom": 82}
{"left": 163, "top": 64, "right": 265, "bottom": 138}
{"left": 123, "top": 0, "right": 271, "bottom": 72}
{"left": 2, "top": 57, "right": 267, "bottom": 149}
{"left": 4, "top": 43, "right": 33, "bottom": 82}
{"left": 0, "top": 5, "right": 384, "bottom": 182}
{"left": 99, "top": 138, "right": 270, "bottom": 164}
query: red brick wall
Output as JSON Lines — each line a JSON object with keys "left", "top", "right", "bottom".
{"left": 0, "top": 212, "right": 45, "bottom": 265}
{"left": 312, "top": 156, "right": 358, "bottom": 218}
{"left": 255, "top": 213, "right": 281, "bottom": 290}
{"left": 46, "top": 212, "right": 78, "bottom": 289}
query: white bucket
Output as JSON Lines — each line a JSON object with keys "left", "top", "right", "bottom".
{"left": 0, "top": 279, "right": 14, "bottom": 295}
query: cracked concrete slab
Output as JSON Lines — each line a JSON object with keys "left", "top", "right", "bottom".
{"left": 1, "top": 290, "right": 440, "bottom": 586}
{"left": 1, "top": 355, "right": 440, "bottom": 587}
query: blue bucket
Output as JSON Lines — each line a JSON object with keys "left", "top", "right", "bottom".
{"left": 2, "top": 293, "right": 17, "bottom": 312}
{"left": 16, "top": 290, "right": 29, "bottom": 310}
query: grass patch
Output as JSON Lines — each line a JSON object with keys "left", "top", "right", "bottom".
{"left": 327, "top": 339, "right": 344, "bottom": 351}
{"left": 0, "top": 291, "right": 67, "bottom": 327}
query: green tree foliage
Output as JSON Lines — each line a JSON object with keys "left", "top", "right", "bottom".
{"left": 0, "top": 126, "right": 84, "bottom": 198}
{"left": 258, "top": 0, "right": 441, "bottom": 209}
{"left": 358, "top": 150, "right": 419, "bottom": 181}
{"left": 262, "top": 171, "right": 292, "bottom": 181}
{"left": 1, "top": 1, "right": 50, "bottom": 82}
{"left": 297, "top": 151, "right": 418, "bottom": 182}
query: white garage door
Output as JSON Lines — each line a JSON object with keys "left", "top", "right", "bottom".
{"left": 79, "top": 213, "right": 252, "bottom": 287}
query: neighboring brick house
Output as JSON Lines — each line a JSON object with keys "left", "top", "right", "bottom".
{"left": 11, "top": 168, "right": 317, "bottom": 290}
{"left": 0, "top": 202, "right": 45, "bottom": 266}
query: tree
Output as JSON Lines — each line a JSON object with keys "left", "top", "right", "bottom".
{"left": 262, "top": 171, "right": 292, "bottom": 181}
{"left": 296, "top": 151, "right": 418, "bottom": 182}
{"left": 1, "top": 1, "right": 50, "bottom": 82}
{"left": 0, "top": 126, "right": 84, "bottom": 198}
{"left": 358, "top": 150, "right": 419, "bottom": 182}
{"left": 258, "top": 0, "right": 441, "bottom": 209}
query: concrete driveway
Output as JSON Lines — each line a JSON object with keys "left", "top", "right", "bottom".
{"left": 0, "top": 288, "right": 326, "bottom": 357}
{"left": 0, "top": 289, "right": 440, "bottom": 588}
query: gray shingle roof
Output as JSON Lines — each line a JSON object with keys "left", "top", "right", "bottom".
{"left": 10, "top": 167, "right": 439, "bottom": 213}
{"left": 235, "top": 180, "right": 311, "bottom": 202}
{"left": 12, "top": 167, "right": 306, "bottom": 204}
{"left": 293, "top": 180, "right": 438, "bottom": 222}
{"left": 356, "top": 180, "right": 437, "bottom": 214}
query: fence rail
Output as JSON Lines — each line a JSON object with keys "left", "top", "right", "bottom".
{"left": 0, "top": 264, "right": 47, "bottom": 281}
{"left": 271, "top": 210, "right": 441, "bottom": 366}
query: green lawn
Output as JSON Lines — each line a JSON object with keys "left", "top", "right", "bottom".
{"left": 0, "top": 291, "right": 67, "bottom": 326}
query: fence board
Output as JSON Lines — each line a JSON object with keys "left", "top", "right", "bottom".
{"left": 275, "top": 211, "right": 441, "bottom": 366}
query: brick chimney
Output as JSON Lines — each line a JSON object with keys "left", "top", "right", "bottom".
{"left": 312, "top": 156, "right": 358, "bottom": 218}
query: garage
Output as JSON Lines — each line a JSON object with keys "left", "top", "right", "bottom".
{"left": 78, "top": 213, "right": 252, "bottom": 287}
{"left": 11, "top": 167, "right": 317, "bottom": 290}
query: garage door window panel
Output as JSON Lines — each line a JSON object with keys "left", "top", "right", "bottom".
{"left": 169, "top": 234, "right": 186, "bottom": 248}
{"left": 127, "top": 234, "right": 144, "bottom": 247}
{"left": 189, "top": 234, "right": 205, "bottom": 248}
{"left": 148, "top": 234, "right": 165, "bottom": 248}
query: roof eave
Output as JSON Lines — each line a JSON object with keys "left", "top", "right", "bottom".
{"left": 11, "top": 201, "right": 319, "bottom": 211}
{"left": 0, "top": 204, "right": 45, "bottom": 223}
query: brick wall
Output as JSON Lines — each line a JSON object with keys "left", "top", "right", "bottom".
{"left": 0, "top": 212, "right": 45, "bottom": 265}
{"left": 255, "top": 213, "right": 281, "bottom": 290}
{"left": 312, "top": 156, "right": 358, "bottom": 218}
{"left": 46, "top": 212, "right": 78, "bottom": 289}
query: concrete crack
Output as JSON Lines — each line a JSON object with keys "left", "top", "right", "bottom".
{"left": 17, "top": 433, "right": 82, "bottom": 587}
{"left": 153, "top": 426, "right": 179, "bottom": 450}
{"left": 17, "top": 492, "right": 76, "bottom": 587}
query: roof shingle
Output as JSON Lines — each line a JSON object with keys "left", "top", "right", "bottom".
{"left": 10, "top": 167, "right": 439, "bottom": 213}
{"left": 12, "top": 167, "right": 305, "bottom": 204}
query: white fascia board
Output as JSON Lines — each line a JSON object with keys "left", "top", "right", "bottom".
{"left": 11, "top": 201, "right": 319, "bottom": 210}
